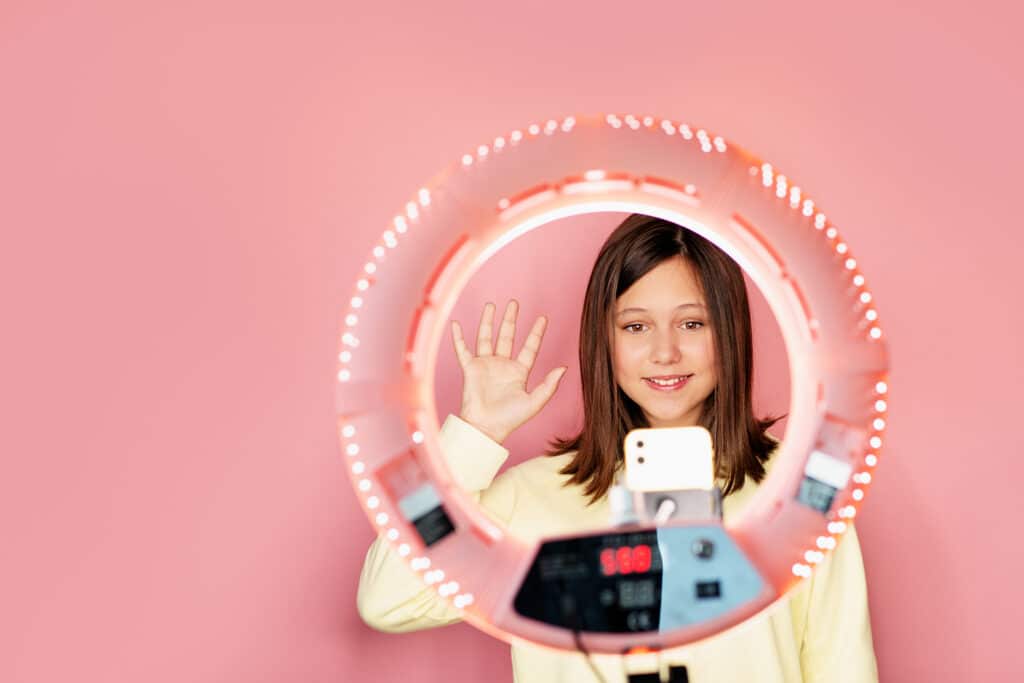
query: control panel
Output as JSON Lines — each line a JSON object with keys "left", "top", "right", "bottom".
{"left": 514, "top": 525, "right": 764, "bottom": 633}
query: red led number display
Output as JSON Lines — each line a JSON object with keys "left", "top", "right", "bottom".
{"left": 600, "top": 545, "right": 653, "bottom": 576}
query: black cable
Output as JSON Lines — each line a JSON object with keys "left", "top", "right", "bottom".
{"left": 572, "top": 625, "right": 608, "bottom": 683}
{"left": 559, "top": 583, "right": 608, "bottom": 683}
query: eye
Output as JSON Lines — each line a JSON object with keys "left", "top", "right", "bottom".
{"left": 623, "top": 323, "right": 646, "bottom": 333}
{"left": 682, "top": 320, "right": 705, "bottom": 330}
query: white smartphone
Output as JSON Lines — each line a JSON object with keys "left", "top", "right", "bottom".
{"left": 623, "top": 426, "right": 715, "bottom": 492}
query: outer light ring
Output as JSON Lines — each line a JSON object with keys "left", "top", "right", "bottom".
{"left": 338, "top": 113, "right": 889, "bottom": 653}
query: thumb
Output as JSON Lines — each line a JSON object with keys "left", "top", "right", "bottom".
{"left": 529, "top": 366, "right": 567, "bottom": 409}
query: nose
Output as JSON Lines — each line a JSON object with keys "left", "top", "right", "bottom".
{"left": 650, "top": 328, "right": 682, "bottom": 364}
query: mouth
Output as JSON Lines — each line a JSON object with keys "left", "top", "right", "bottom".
{"left": 643, "top": 374, "right": 693, "bottom": 391}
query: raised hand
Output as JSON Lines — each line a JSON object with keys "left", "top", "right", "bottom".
{"left": 451, "top": 300, "right": 567, "bottom": 444}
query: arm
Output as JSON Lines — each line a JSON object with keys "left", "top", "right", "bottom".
{"left": 355, "top": 414, "right": 519, "bottom": 633}
{"left": 799, "top": 523, "right": 879, "bottom": 682}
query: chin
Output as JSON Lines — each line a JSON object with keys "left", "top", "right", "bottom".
{"left": 647, "top": 404, "right": 701, "bottom": 426}
{"left": 644, "top": 410, "right": 684, "bottom": 426}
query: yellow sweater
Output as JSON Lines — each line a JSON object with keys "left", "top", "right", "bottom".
{"left": 358, "top": 415, "right": 878, "bottom": 682}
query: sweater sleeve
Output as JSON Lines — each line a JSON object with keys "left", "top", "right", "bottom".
{"left": 355, "top": 414, "right": 519, "bottom": 633}
{"left": 799, "top": 522, "right": 879, "bottom": 682}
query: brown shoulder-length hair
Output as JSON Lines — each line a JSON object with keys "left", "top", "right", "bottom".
{"left": 545, "top": 214, "right": 781, "bottom": 503}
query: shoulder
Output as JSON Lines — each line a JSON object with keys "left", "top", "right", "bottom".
{"left": 504, "top": 450, "right": 578, "bottom": 490}
{"left": 492, "top": 449, "right": 599, "bottom": 510}
{"left": 761, "top": 431, "right": 783, "bottom": 474}
{"left": 720, "top": 432, "right": 782, "bottom": 516}
{"left": 495, "top": 450, "right": 612, "bottom": 538}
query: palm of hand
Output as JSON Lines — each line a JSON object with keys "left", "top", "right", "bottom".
{"left": 451, "top": 300, "right": 567, "bottom": 444}
{"left": 462, "top": 354, "right": 533, "bottom": 430}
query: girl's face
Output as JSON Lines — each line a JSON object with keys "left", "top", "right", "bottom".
{"left": 609, "top": 255, "right": 718, "bottom": 428}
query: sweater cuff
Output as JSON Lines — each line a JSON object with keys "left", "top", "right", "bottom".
{"left": 438, "top": 414, "right": 510, "bottom": 492}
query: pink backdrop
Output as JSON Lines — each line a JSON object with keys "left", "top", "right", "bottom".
{"left": 3, "top": 1, "right": 1022, "bottom": 681}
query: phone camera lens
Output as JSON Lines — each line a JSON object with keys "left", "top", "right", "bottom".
{"left": 638, "top": 456, "right": 645, "bottom": 464}
{"left": 637, "top": 440, "right": 644, "bottom": 448}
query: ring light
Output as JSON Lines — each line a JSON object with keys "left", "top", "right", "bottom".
{"left": 338, "top": 113, "right": 889, "bottom": 653}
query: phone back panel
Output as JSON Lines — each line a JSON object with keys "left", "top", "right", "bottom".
{"left": 623, "top": 426, "right": 714, "bottom": 492}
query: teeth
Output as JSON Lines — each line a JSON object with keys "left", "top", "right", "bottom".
{"left": 648, "top": 376, "right": 686, "bottom": 386}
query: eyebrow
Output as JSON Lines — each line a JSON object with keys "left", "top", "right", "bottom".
{"left": 615, "top": 303, "right": 706, "bottom": 317}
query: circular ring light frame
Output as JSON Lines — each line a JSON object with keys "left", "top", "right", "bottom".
{"left": 338, "top": 113, "right": 890, "bottom": 654}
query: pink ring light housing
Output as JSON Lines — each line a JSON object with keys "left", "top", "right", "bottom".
{"left": 338, "top": 113, "right": 889, "bottom": 653}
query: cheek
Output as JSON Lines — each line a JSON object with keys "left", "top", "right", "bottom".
{"left": 616, "top": 339, "right": 646, "bottom": 370}
{"left": 691, "top": 331, "right": 714, "bottom": 362}
{"left": 700, "top": 337, "right": 718, "bottom": 380}
{"left": 610, "top": 336, "right": 644, "bottom": 379}
{"left": 678, "top": 335, "right": 716, "bottom": 379}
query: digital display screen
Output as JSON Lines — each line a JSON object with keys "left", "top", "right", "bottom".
{"left": 599, "top": 544, "right": 654, "bottom": 576}
{"left": 618, "top": 579, "right": 657, "bottom": 608}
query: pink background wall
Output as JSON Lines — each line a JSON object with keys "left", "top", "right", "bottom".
{"left": 2, "top": 1, "right": 1021, "bottom": 681}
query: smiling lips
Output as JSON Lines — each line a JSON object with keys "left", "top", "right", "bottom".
{"left": 643, "top": 374, "right": 693, "bottom": 391}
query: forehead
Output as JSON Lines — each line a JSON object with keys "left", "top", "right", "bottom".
{"left": 615, "top": 257, "right": 704, "bottom": 313}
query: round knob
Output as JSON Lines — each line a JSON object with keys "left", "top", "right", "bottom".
{"left": 691, "top": 538, "right": 715, "bottom": 559}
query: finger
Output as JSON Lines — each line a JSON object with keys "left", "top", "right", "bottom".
{"left": 495, "top": 299, "right": 518, "bottom": 358}
{"left": 451, "top": 320, "right": 473, "bottom": 369}
{"left": 528, "top": 366, "right": 567, "bottom": 411}
{"left": 476, "top": 302, "right": 495, "bottom": 356}
{"left": 515, "top": 315, "right": 547, "bottom": 371}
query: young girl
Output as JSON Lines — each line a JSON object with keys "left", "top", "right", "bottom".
{"left": 357, "top": 214, "right": 878, "bottom": 682}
